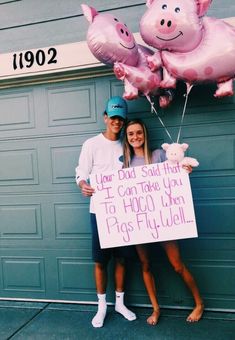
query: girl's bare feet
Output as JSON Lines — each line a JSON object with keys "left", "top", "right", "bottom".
{"left": 147, "top": 309, "right": 160, "bottom": 326}
{"left": 186, "top": 304, "right": 204, "bottom": 322}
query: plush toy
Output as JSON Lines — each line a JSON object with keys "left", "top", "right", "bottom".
{"left": 162, "top": 143, "right": 199, "bottom": 168}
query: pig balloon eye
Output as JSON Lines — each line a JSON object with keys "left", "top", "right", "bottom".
{"left": 175, "top": 7, "right": 180, "bottom": 13}
{"left": 114, "top": 18, "right": 119, "bottom": 22}
{"left": 162, "top": 4, "right": 167, "bottom": 10}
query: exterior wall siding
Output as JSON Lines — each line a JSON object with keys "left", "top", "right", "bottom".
{"left": 0, "top": 0, "right": 234, "bottom": 52}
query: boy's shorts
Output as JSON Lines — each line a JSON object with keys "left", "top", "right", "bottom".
{"left": 90, "top": 213, "right": 136, "bottom": 263}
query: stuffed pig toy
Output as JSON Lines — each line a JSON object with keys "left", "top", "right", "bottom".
{"left": 81, "top": 3, "right": 172, "bottom": 107}
{"left": 162, "top": 143, "right": 199, "bottom": 168}
{"left": 140, "top": 0, "right": 235, "bottom": 98}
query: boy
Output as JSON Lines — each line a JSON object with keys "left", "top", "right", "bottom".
{"left": 75, "top": 96, "right": 136, "bottom": 328}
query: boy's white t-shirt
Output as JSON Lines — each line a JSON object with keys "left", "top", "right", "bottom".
{"left": 75, "top": 133, "right": 123, "bottom": 213}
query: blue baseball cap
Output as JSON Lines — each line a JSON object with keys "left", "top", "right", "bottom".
{"left": 105, "top": 96, "right": 127, "bottom": 120}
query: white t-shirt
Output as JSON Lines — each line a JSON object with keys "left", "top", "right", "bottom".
{"left": 75, "top": 133, "right": 123, "bottom": 213}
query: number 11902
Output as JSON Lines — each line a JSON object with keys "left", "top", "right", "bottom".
{"left": 13, "top": 47, "right": 57, "bottom": 70}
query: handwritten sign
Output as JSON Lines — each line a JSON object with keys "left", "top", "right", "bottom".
{"left": 90, "top": 162, "right": 198, "bottom": 248}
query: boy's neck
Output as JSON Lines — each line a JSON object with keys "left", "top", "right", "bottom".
{"left": 103, "top": 131, "right": 120, "bottom": 141}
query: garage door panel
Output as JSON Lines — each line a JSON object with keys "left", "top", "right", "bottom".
{"left": 195, "top": 201, "right": 235, "bottom": 235}
{"left": 0, "top": 199, "right": 90, "bottom": 246}
{"left": 183, "top": 239, "right": 235, "bottom": 254}
{"left": 0, "top": 203, "right": 42, "bottom": 240}
{"left": 188, "top": 260, "right": 235, "bottom": 310}
{"left": 0, "top": 136, "right": 83, "bottom": 192}
{"left": 39, "top": 136, "right": 84, "bottom": 190}
{"left": 50, "top": 144, "right": 81, "bottom": 184}
{"left": 39, "top": 79, "right": 106, "bottom": 135}
{"left": 0, "top": 79, "right": 106, "bottom": 140}
{"left": 54, "top": 203, "right": 90, "bottom": 240}
{"left": 46, "top": 81, "right": 97, "bottom": 127}
{"left": 1, "top": 256, "right": 46, "bottom": 293}
{"left": 0, "top": 250, "right": 94, "bottom": 301}
{"left": 0, "top": 147, "right": 39, "bottom": 186}
{"left": 192, "top": 138, "right": 234, "bottom": 172}
{"left": 184, "top": 85, "right": 234, "bottom": 113}
{"left": 0, "top": 88, "right": 35, "bottom": 132}
{"left": 192, "top": 178, "right": 235, "bottom": 193}
{"left": 0, "top": 193, "right": 90, "bottom": 249}
{"left": 57, "top": 258, "right": 95, "bottom": 294}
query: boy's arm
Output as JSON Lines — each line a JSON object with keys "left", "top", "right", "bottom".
{"left": 75, "top": 140, "right": 95, "bottom": 196}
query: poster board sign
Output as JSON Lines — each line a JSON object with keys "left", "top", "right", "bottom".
{"left": 90, "top": 162, "right": 198, "bottom": 248}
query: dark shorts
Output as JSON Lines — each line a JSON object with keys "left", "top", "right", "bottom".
{"left": 90, "top": 213, "right": 136, "bottom": 264}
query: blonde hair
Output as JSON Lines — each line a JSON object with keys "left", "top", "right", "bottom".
{"left": 123, "top": 119, "right": 152, "bottom": 168}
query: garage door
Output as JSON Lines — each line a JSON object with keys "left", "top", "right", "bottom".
{"left": 0, "top": 75, "right": 234, "bottom": 312}
{"left": 0, "top": 75, "right": 105, "bottom": 302}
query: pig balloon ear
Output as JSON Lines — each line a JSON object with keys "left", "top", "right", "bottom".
{"left": 146, "top": 0, "right": 155, "bottom": 8}
{"left": 196, "top": 0, "right": 212, "bottom": 17}
{"left": 81, "top": 4, "right": 98, "bottom": 24}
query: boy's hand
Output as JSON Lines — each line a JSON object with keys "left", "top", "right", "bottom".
{"left": 79, "top": 181, "right": 95, "bottom": 197}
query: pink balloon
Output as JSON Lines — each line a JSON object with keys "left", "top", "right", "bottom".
{"left": 81, "top": 3, "right": 173, "bottom": 106}
{"left": 140, "top": 0, "right": 235, "bottom": 97}
{"left": 81, "top": 4, "right": 139, "bottom": 67}
{"left": 112, "top": 44, "right": 161, "bottom": 100}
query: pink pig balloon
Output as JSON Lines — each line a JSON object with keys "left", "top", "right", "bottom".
{"left": 140, "top": 0, "right": 235, "bottom": 97}
{"left": 81, "top": 3, "right": 172, "bottom": 107}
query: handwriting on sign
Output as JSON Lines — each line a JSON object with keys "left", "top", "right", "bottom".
{"left": 90, "top": 161, "right": 198, "bottom": 248}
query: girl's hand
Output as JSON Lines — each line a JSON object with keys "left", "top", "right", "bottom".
{"left": 182, "top": 165, "right": 193, "bottom": 174}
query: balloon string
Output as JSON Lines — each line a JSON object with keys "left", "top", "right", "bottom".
{"left": 176, "top": 84, "right": 193, "bottom": 144}
{"left": 146, "top": 95, "right": 174, "bottom": 143}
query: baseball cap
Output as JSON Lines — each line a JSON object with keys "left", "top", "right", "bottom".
{"left": 105, "top": 96, "right": 127, "bottom": 120}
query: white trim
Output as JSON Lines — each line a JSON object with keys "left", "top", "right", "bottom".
{"left": 0, "top": 41, "right": 102, "bottom": 80}
{"left": 0, "top": 297, "right": 234, "bottom": 313}
{"left": 222, "top": 16, "right": 235, "bottom": 25}
{"left": 0, "top": 297, "right": 99, "bottom": 305}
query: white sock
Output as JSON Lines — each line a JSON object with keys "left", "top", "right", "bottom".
{"left": 115, "top": 291, "right": 136, "bottom": 321}
{"left": 92, "top": 293, "right": 107, "bottom": 328}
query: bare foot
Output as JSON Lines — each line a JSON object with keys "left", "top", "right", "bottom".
{"left": 147, "top": 309, "right": 160, "bottom": 326}
{"left": 186, "top": 304, "right": 204, "bottom": 322}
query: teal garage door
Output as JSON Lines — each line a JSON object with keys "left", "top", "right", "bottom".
{"left": 0, "top": 74, "right": 234, "bottom": 312}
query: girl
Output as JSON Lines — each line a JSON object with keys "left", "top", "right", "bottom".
{"left": 123, "top": 119, "right": 204, "bottom": 325}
